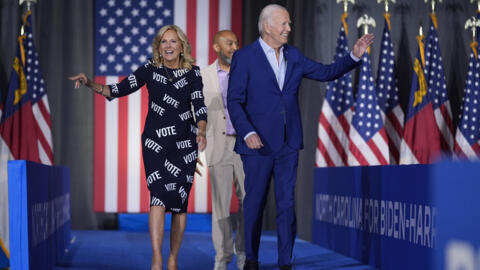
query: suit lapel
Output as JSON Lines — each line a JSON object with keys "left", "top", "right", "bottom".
{"left": 208, "top": 62, "right": 227, "bottom": 116}
{"left": 254, "top": 40, "right": 281, "bottom": 90}
{"left": 283, "top": 45, "right": 293, "bottom": 91}
{"left": 209, "top": 61, "right": 222, "bottom": 97}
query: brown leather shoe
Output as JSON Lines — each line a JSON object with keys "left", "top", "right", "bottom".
{"left": 279, "top": 265, "right": 292, "bottom": 270}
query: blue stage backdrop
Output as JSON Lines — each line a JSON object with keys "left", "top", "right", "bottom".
{"left": 434, "top": 161, "right": 480, "bottom": 270}
{"left": 8, "top": 160, "right": 71, "bottom": 270}
{"left": 312, "top": 164, "right": 435, "bottom": 270}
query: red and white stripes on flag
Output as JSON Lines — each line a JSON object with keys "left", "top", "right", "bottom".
{"left": 348, "top": 53, "right": 389, "bottom": 166}
{"left": 424, "top": 15, "right": 455, "bottom": 155}
{"left": 0, "top": 11, "right": 53, "bottom": 166}
{"left": 174, "top": 0, "right": 243, "bottom": 67}
{"left": 33, "top": 96, "right": 53, "bottom": 165}
{"left": 381, "top": 107, "right": 404, "bottom": 163}
{"left": 316, "top": 103, "right": 353, "bottom": 167}
{"left": 93, "top": 0, "right": 242, "bottom": 213}
{"left": 376, "top": 15, "right": 405, "bottom": 164}
{"left": 454, "top": 41, "right": 480, "bottom": 160}
{"left": 316, "top": 18, "right": 354, "bottom": 167}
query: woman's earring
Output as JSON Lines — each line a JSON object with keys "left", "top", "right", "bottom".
{"left": 180, "top": 52, "right": 184, "bottom": 57}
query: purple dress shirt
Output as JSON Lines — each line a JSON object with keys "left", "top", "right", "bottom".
{"left": 217, "top": 62, "right": 236, "bottom": 135}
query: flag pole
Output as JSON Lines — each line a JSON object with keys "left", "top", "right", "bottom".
{"left": 19, "top": 0, "right": 36, "bottom": 11}
{"left": 471, "top": 0, "right": 480, "bottom": 12}
{"left": 357, "top": 14, "right": 376, "bottom": 36}
{"left": 465, "top": 16, "right": 480, "bottom": 59}
{"left": 424, "top": 0, "right": 442, "bottom": 14}
{"left": 377, "top": 0, "right": 396, "bottom": 14}
{"left": 336, "top": 0, "right": 355, "bottom": 14}
{"left": 465, "top": 16, "right": 479, "bottom": 41}
{"left": 378, "top": 0, "right": 395, "bottom": 30}
{"left": 336, "top": 0, "right": 355, "bottom": 36}
{"left": 356, "top": 15, "right": 375, "bottom": 54}
{"left": 19, "top": 0, "right": 36, "bottom": 35}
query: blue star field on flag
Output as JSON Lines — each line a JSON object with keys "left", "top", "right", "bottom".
{"left": 316, "top": 19, "right": 355, "bottom": 167}
{"left": 376, "top": 19, "right": 399, "bottom": 115}
{"left": 0, "top": 11, "right": 53, "bottom": 164}
{"left": 458, "top": 45, "right": 480, "bottom": 146}
{"left": 351, "top": 53, "right": 383, "bottom": 142}
{"left": 325, "top": 24, "right": 354, "bottom": 118}
{"left": 95, "top": 0, "right": 173, "bottom": 76}
{"left": 424, "top": 19, "right": 448, "bottom": 111}
{"left": 1, "top": 14, "right": 47, "bottom": 121}
{"left": 24, "top": 18, "right": 47, "bottom": 109}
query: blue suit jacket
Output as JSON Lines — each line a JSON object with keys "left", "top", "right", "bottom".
{"left": 227, "top": 39, "right": 360, "bottom": 155}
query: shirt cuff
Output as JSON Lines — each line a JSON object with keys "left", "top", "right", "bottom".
{"left": 350, "top": 52, "right": 360, "bottom": 62}
{"left": 244, "top": 131, "right": 257, "bottom": 141}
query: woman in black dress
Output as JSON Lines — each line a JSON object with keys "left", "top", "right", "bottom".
{"left": 70, "top": 25, "right": 207, "bottom": 270}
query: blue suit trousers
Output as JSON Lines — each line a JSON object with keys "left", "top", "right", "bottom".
{"left": 241, "top": 144, "right": 298, "bottom": 266}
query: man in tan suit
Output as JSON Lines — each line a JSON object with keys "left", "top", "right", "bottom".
{"left": 201, "top": 30, "right": 245, "bottom": 270}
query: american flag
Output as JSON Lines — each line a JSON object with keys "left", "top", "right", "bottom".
{"left": 454, "top": 41, "right": 480, "bottom": 159}
{"left": 348, "top": 52, "right": 389, "bottom": 165}
{"left": 0, "top": 11, "right": 53, "bottom": 165}
{"left": 94, "top": 0, "right": 242, "bottom": 213}
{"left": 316, "top": 18, "right": 354, "bottom": 167}
{"left": 0, "top": 12, "right": 53, "bottom": 255}
{"left": 423, "top": 15, "right": 454, "bottom": 155}
{"left": 376, "top": 15, "right": 406, "bottom": 164}
{"left": 401, "top": 34, "right": 441, "bottom": 164}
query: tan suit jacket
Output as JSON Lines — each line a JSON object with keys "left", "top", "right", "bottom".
{"left": 201, "top": 61, "right": 245, "bottom": 263}
{"left": 201, "top": 61, "right": 231, "bottom": 166}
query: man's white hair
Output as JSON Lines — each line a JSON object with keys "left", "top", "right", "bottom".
{"left": 258, "top": 4, "right": 287, "bottom": 36}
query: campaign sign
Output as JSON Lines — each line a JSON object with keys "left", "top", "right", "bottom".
{"left": 8, "top": 160, "right": 71, "bottom": 270}
{"left": 433, "top": 161, "right": 480, "bottom": 270}
{"left": 312, "top": 164, "right": 435, "bottom": 269}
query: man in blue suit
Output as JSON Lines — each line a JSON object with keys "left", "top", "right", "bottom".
{"left": 227, "top": 4, "right": 374, "bottom": 270}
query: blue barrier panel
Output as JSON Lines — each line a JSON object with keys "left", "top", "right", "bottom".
{"left": 434, "top": 161, "right": 480, "bottom": 270}
{"left": 8, "top": 160, "right": 71, "bottom": 270}
{"left": 312, "top": 165, "right": 435, "bottom": 269}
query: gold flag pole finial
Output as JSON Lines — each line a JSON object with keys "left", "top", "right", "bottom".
{"left": 19, "top": 0, "right": 37, "bottom": 11}
{"left": 465, "top": 16, "right": 480, "bottom": 40}
{"left": 417, "top": 24, "right": 426, "bottom": 67}
{"left": 378, "top": 0, "right": 395, "bottom": 30}
{"left": 424, "top": 0, "right": 442, "bottom": 14}
{"left": 336, "top": 0, "right": 355, "bottom": 14}
{"left": 357, "top": 14, "right": 376, "bottom": 36}
{"left": 337, "top": 0, "right": 354, "bottom": 36}
{"left": 471, "top": 0, "right": 480, "bottom": 12}
{"left": 465, "top": 16, "right": 480, "bottom": 59}
{"left": 357, "top": 14, "right": 375, "bottom": 54}
{"left": 19, "top": 0, "right": 36, "bottom": 35}
{"left": 377, "top": 0, "right": 396, "bottom": 13}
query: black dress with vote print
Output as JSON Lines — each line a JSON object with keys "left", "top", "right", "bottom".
{"left": 108, "top": 61, "right": 207, "bottom": 213}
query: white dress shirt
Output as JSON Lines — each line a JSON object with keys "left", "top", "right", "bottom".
{"left": 258, "top": 37, "right": 287, "bottom": 90}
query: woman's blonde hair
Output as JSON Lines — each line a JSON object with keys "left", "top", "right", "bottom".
{"left": 152, "top": 25, "right": 195, "bottom": 70}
